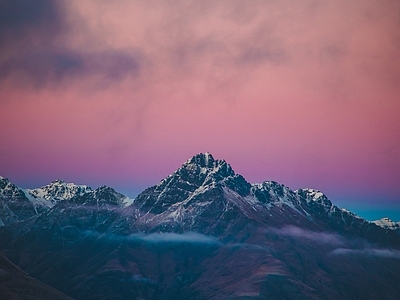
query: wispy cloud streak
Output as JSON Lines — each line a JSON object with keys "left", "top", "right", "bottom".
{"left": 329, "top": 248, "right": 400, "bottom": 259}
{"left": 85, "top": 230, "right": 221, "bottom": 245}
{"left": 270, "top": 226, "right": 345, "bottom": 246}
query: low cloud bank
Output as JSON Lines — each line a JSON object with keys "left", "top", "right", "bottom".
{"left": 268, "top": 226, "right": 400, "bottom": 259}
{"left": 85, "top": 230, "right": 220, "bottom": 245}
{"left": 329, "top": 248, "right": 400, "bottom": 259}
{"left": 270, "top": 226, "right": 345, "bottom": 246}
{"left": 134, "top": 232, "right": 220, "bottom": 244}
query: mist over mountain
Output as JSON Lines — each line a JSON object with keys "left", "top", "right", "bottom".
{"left": 1, "top": 153, "right": 400, "bottom": 299}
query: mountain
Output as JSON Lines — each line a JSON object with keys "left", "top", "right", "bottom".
{"left": 0, "top": 176, "right": 37, "bottom": 225}
{"left": 25, "top": 179, "right": 133, "bottom": 209}
{"left": 128, "top": 152, "right": 253, "bottom": 234}
{"left": 68, "top": 185, "right": 133, "bottom": 208}
{"left": 1, "top": 153, "right": 400, "bottom": 299}
{"left": 373, "top": 217, "right": 400, "bottom": 231}
{"left": 26, "top": 179, "right": 93, "bottom": 206}
{"left": 0, "top": 178, "right": 133, "bottom": 226}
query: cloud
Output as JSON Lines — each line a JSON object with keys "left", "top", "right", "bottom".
{"left": 271, "top": 226, "right": 400, "bottom": 259}
{"left": 126, "top": 275, "right": 154, "bottom": 284}
{"left": 133, "top": 232, "right": 220, "bottom": 244}
{"left": 0, "top": 0, "right": 141, "bottom": 88}
{"left": 0, "top": 49, "right": 141, "bottom": 88}
{"left": 85, "top": 231, "right": 272, "bottom": 251}
{"left": 270, "top": 226, "right": 345, "bottom": 246}
{"left": 329, "top": 248, "right": 400, "bottom": 259}
{"left": 239, "top": 43, "right": 288, "bottom": 65}
{"left": 0, "top": 0, "right": 65, "bottom": 47}
{"left": 85, "top": 230, "right": 221, "bottom": 245}
{"left": 3, "top": 0, "right": 399, "bottom": 93}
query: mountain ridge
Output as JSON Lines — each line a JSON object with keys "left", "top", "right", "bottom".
{"left": 0, "top": 153, "right": 398, "bottom": 227}
{"left": 1, "top": 153, "right": 400, "bottom": 299}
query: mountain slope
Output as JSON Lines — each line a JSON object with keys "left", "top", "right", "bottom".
{"left": 0, "top": 252, "right": 74, "bottom": 300}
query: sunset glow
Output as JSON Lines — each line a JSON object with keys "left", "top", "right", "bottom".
{"left": 1, "top": 0, "right": 399, "bottom": 220}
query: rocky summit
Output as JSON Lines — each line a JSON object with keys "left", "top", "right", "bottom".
{"left": 1, "top": 153, "right": 400, "bottom": 300}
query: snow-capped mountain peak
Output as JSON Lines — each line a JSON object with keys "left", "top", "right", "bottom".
{"left": 0, "top": 176, "right": 27, "bottom": 200}
{"left": 154, "top": 153, "right": 240, "bottom": 198}
{"left": 298, "top": 188, "right": 327, "bottom": 202}
{"left": 373, "top": 217, "right": 400, "bottom": 230}
{"left": 26, "top": 180, "right": 92, "bottom": 202}
{"left": 88, "top": 185, "right": 133, "bottom": 207}
{"left": 182, "top": 152, "right": 235, "bottom": 179}
{"left": 133, "top": 153, "right": 251, "bottom": 215}
{"left": 251, "top": 181, "right": 294, "bottom": 205}
{"left": 296, "top": 188, "right": 333, "bottom": 212}
{"left": 0, "top": 176, "right": 37, "bottom": 225}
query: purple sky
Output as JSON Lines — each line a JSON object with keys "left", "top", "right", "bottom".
{"left": 0, "top": 0, "right": 399, "bottom": 220}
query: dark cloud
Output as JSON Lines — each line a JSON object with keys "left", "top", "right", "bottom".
{"left": 0, "top": 0, "right": 141, "bottom": 88}
{"left": 0, "top": 0, "right": 65, "bottom": 48}
{"left": 0, "top": 50, "right": 82, "bottom": 86}
{"left": 0, "top": 0, "right": 61, "bottom": 27}
{"left": 0, "top": 49, "right": 140, "bottom": 88}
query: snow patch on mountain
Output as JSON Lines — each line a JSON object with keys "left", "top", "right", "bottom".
{"left": 121, "top": 196, "right": 134, "bottom": 207}
{"left": 373, "top": 217, "right": 400, "bottom": 230}
{"left": 301, "top": 189, "right": 325, "bottom": 201}
{"left": 27, "top": 180, "right": 92, "bottom": 202}
{"left": 0, "top": 176, "right": 27, "bottom": 200}
{"left": 296, "top": 188, "right": 335, "bottom": 214}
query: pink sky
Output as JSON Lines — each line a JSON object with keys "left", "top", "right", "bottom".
{"left": 0, "top": 0, "right": 399, "bottom": 219}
